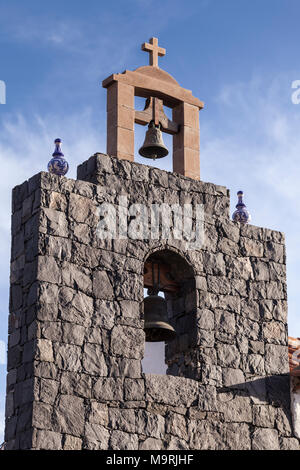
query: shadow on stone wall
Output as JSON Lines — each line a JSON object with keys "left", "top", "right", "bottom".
{"left": 217, "top": 373, "right": 292, "bottom": 423}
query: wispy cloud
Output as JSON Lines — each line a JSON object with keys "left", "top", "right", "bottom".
{"left": 0, "top": 407, "right": 4, "bottom": 444}
{"left": 0, "top": 108, "right": 103, "bottom": 287}
{"left": 202, "top": 74, "right": 300, "bottom": 335}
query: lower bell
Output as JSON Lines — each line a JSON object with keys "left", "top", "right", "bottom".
{"left": 139, "top": 121, "right": 169, "bottom": 160}
{"left": 143, "top": 294, "right": 176, "bottom": 342}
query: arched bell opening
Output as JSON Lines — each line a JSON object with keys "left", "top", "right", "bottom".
{"left": 141, "top": 249, "right": 197, "bottom": 379}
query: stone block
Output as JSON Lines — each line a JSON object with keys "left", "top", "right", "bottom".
{"left": 236, "top": 316, "right": 260, "bottom": 341}
{"left": 188, "top": 420, "right": 225, "bottom": 450}
{"left": 107, "top": 357, "right": 142, "bottom": 378}
{"left": 32, "top": 401, "right": 52, "bottom": 429}
{"left": 136, "top": 410, "right": 165, "bottom": 439}
{"left": 216, "top": 343, "right": 240, "bottom": 368}
{"left": 110, "top": 430, "right": 138, "bottom": 450}
{"left": 62, "top": 323, "right": 86, "bottom": 346}
{"left": 139, "top": 437, "right": 163, "bottom": 450}
{"left": 119, "top": 300, "right": 140, "bottom": 319}
{"left": 145, "top": 375, "right": 199, "bottom": 407}
{"left": 82, "top": 343, "right": 107, "bottom": 376}
{"left": 63, "top": 435, "right": 82, "bottom": 450}
{"left": 35, "top": 339, "right": 54, "bottom": 362}
{"left": 252, "top": 428, "right": 280, "bottom": 450}
{"left": 39, "top": 378, "right": 59, "bottom": 405}
{"left": 110, "top": 325, "right": 144, "bottom": 359}
{"left": 84, "top": 423, "right": 110, "bottom": 450}
{"left": 265, "top": 281, "right": 286, "bottom": 300}
{"left": 167, "top": 436, "right": 190, "bottom": 450}
{"left": 108, "top": 408, "right": 136, "bottom": 433}
{"left": 55, "top": 343, "right": 82, "bottom": 372}
{"left": 197, "top": 309, "right": 214, "bottom": 330}
{"left": 60, "top": 372, "right": 92, "bottom": 398}
{"left": 222, "top": 368, "right": 245, "bottom": 387}
{"left": 218, "top": 394, "right": 252, "bottom": 423}
{"left": 224, "top": 423, "right": 251, "bottom": 450}
{"left": 262, "top": 321, "right": 287, "bottom": 344}
{"left": 246, "top": 354, "right": 265, "bottom": 375}
{"left": 59, "top": 288, "right": 93, "bottom": 326}
{"left": 94, "top": 300, "right": 118, "bottom": 329}
{"left": 93, "top": 270, "right": 114, "bottom": 299}
{"left": 202, "top": 252, "right": 225, "bottom": 275}
{"left": 280, "top": 438, "right": 300, "bottom": 450}
{"left": 40, "top": 208, "right": 69, "bottom": 237}
{"left": 240, "top": 238, "right": 264, "bottom": 257}
{"left": 69, "top": 193, "right": 98, "bottom": 225}
{"left": 124, "top": 378, "right": 145, "bottom": 400}
{"left": 62, "top": 262, "right": 92, "bottom": 294}
{"left": 265, "top": 344, "right": 289, "bottom": 375}
{"left": 264, "top": 241, "right": 284, "bottom": 263}
{"left": 34, "top": 430, "right": 62, "bottom": 450}
{"left": 41, "top": 322, "right": 62, "bottom": 342}
{"left": 93, "top": 378, "right": 124, "bottom": 401}
{"left": 37, "top": 256, "right": 61, "bottom": 284}
{"left": 252, "top": 260, "right": 270, "bottom": 281}
{"left": 166, "top": 412, "right": 188, "bottom": 441}
{"left": 276, "top": 407, "right": 293, "bottom": 436}
{"left": 253, "top": 405, "right": 276, "bottom": 428}
{"left": 89, "top": 402, "right": 108, "bottom": 426}
{"left": 49, "top": 192, "right": 67, "bottom": 212}
{"left": 53, "top": 395, "right": 85, "bottom": 436}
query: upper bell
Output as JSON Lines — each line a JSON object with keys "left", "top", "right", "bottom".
{"left": 139, "top": 121, "right": 169, "bottom": 160}
{"left": 143, "top": 293, "right": 176, "bottom": 342}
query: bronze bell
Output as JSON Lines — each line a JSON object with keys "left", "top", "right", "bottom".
{"left": 139, "top": 121, "right": 169, "bottom": 160}
{"left": 143, "top": 294, "right": 176, "bottom": 342}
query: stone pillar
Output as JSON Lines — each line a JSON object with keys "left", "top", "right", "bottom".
{"left": 172, "top": 102, "right": 200, "bottom": 180}
{"left": 106, "top": 82, "right": 135, "bottom": 161}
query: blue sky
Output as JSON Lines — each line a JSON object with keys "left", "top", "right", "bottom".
{"left": 1, "top": 0, "right": 300, "bottom": 441}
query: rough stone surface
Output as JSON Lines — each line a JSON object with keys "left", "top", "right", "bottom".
{"left": 4, "top": 156, "right": 299, "bottom": 450}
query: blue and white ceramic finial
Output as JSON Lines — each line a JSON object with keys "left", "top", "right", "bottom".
{"left": 47, "top": 138, "right": 69, "bottom": 176}
{"left": 232, "top": 190, "right": 251, "bottom": 224}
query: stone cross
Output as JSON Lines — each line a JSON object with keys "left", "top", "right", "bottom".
{"left": 142, "top": 37, "right": 166, "bottom": 67}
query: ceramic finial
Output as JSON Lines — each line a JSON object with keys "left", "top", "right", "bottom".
{"left": 47, "top": 138, "right": 69, "bottom": 176}
{"left": 232, "top": 190, "right": 251, "bottom": 224}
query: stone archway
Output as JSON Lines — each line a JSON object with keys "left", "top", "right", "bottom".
{"left": 142, "top": 248, "right": 198, "bottom": 379}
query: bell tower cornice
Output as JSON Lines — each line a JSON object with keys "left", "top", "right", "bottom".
{"left": 102, "top": 66, "right": 204, "bottom": 110}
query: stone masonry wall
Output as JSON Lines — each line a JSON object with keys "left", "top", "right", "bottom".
{"left": 4, "top": 153, "right": 300, "bottom": 450}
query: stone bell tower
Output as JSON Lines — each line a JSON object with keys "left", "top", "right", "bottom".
{"left": 4, "top": 38, "right": 300, "bottom": 450}
{"left": 103, "top": 37, "right": 203, "bottom": 179}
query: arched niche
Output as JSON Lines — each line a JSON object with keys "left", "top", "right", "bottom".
{"left": 142, "top": 248, "right": 198, "bottom": 379}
